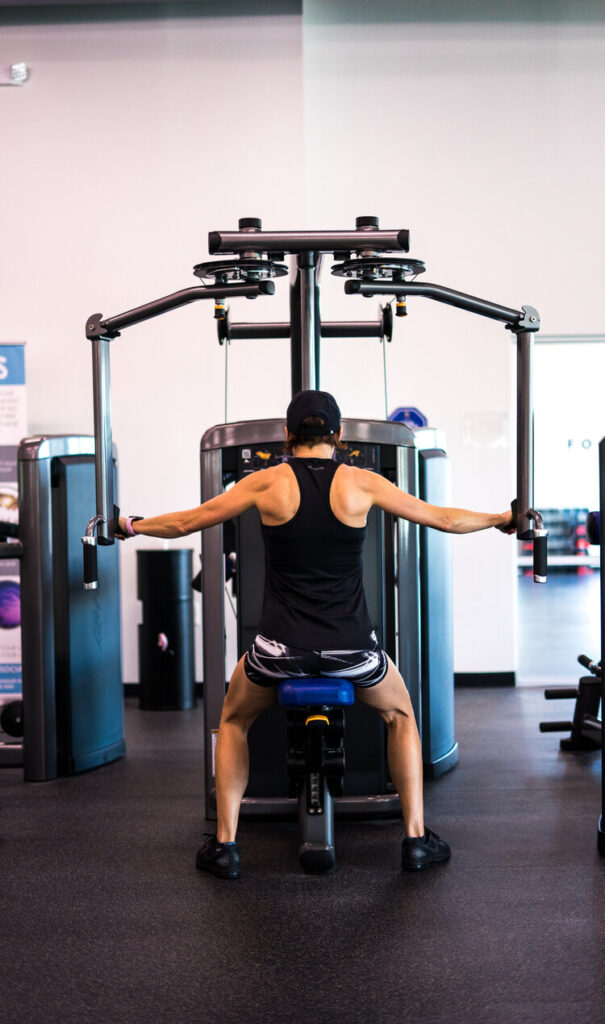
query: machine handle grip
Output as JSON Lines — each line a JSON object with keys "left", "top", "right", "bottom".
{"left": 544, "top": 688, "right": 579, "bottom": 700}
{"left": 533, "top": 531, "right": 547, "bottom": 583}
{"left": 578, "top": 654, "right": 601, "bottom": 677}
{"left": 82, "top": 536, "right": 98, "bottom": 590}
{"left": 539, "top": 721, "right": 572, "bottom": 733}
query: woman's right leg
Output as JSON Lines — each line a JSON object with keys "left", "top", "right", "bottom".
{"left": 354, "top": 656, "right": 424, "bottom": 837}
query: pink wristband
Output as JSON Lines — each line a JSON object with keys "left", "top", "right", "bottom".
{"left": 125, "top": 516, "right": 142, "bottom": 537}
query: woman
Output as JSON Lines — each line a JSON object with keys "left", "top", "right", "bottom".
{"left": 118, "top": 390, "right": 513, "bottom": 878}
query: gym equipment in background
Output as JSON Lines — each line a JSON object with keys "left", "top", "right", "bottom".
{"left": 537, "top": 462, "right": 605, "bottom": 858}
{"left": 83, "top": 215, "right": 546, "bottom": 822}
{"left": 277, "top": 676, "right": 355, "bottom": 873}
{"left": 0, "top": 437, "right": 125, "bottom": 780}
{"left": 137, "top": 549, "right": 196, "bottom": 711}
{"left": 539, "top": 653, "right": 601, "bottom": 751}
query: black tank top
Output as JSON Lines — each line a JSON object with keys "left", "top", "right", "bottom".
{"left": 258, "top": 457, "right": 374, "bottom": 649}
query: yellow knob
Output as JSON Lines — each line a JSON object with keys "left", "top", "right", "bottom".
{"left": 305, "top": 714, "right": 330, "bottom": 726}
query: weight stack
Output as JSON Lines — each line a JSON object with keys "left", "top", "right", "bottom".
{"left": 137, "top": 550, "right": 196, "bottom": 710}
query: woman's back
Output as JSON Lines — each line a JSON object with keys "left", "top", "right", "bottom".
{"left": 258, "top": 458, "right": 374, "bottom": 649}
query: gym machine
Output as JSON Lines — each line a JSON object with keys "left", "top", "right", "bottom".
{"left": 0, "top": 436, "right": 124, "bottom": 780}
{"left": 539, "top": 653, "right": 601, "bottom": 752}
{"left": 84, "top": 215, "right": 546, "bottom": 825}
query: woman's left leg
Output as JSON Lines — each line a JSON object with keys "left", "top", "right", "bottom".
{"left": 214, "top": 655, "right": 277, "bottom": 843}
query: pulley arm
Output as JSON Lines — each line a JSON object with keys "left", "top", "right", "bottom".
{"left": 344, "top": 273, "right": 543, "bottom": 575}
{"left": 86, "top": 280, "right": 275, "bottom": 341}
{"left": 85, "top": 278, "right": 275, "bottom": 564}
{"left": 345, "top": 279, "right": 540, "bottom": 333}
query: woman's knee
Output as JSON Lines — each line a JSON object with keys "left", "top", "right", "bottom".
{"left": 357, "top": 669, "right": 416, "bottom": 724}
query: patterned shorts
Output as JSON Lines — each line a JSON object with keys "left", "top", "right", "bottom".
{"left": 243, "top": 631, "right": 389, "bottom": 689}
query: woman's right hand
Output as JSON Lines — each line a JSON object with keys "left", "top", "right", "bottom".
{"left": 496, "top": 509, "right": 516, "bottom": 535}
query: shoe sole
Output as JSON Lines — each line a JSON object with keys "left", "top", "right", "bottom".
{"left": 402, "top": 855, "right": 451, "bottom": 872}
{"left": 197, "top": 866, "right": 240, "bottom": 879}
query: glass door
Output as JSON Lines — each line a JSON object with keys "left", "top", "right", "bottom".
{"left": 517, "top": 337, "right": 603, "bottom": 683}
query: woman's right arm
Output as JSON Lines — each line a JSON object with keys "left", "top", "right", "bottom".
{"left": 117, "top": 471, "right": 268, "bottom": 540}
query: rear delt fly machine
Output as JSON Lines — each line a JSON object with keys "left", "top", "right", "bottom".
{"left": 83, "top": 215, "right": 546, "bottom": 825}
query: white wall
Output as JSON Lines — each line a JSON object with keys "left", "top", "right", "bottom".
{"left": 1, "top": 1, "right": 604, "bottom": 679}
{"left": 0, "top": 2, "right": 305, "bottom": 680}
{"left": 303, "top": 0, "right": 605, "bottom": 672}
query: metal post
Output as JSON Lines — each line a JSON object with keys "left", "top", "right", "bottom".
{"left": 91, "top": 337, "right": 113, "bottom": 542}
{"left": 300, "top": 252, "right": 318, "bottom": 391}
{"left": 200, "top": 447, "right": 227, "bottom": 819}
{"left": 516, "top": 330, "right": 534, "bottom": 538}
{"left": 291, "top": 253, "right": 320, "bottom": 393}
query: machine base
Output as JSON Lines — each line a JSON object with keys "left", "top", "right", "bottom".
{"left": 424, "top": 742, "right": 459, "bottom": 780}
{"left": 220, "top": 791, "right": 403, "bottom": 821}
{"left": 0, "top": 742, "right": 23, "bottom": 768}
{"left": 299, "top": 842, "right": 336, "bottom": 873}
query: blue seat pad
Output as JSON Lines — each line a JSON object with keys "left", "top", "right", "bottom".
{"left": 277, "top": 677, "right": 355, "bottom": 708}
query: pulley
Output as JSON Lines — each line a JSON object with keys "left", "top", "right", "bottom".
{"left": 193, "top": 258, "right": 288, "bottom": 285}
{"left": 331, "top": 256, "right": 426, "bottom": 284}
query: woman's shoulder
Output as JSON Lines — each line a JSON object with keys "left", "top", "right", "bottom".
{"left": 248, "top": 460, "right": 296, "bottom": 491}
{"left": 334, "top": 463, "right": 375, "bottom": 491}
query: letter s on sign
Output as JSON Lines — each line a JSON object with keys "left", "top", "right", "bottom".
{"left": 0, "top": 358, "right": 8, "bottom": 381}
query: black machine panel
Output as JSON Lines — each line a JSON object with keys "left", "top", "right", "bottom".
{"left": 51, "top": 456, "right": 125, "bottom": 774}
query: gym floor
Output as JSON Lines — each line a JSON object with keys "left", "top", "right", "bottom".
{"left": 2, "top": 685, "right": 604, "bottom": 1024}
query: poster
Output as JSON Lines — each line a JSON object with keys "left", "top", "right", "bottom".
{"left": 0, "top": 344, "right": 27, "bottom": 704}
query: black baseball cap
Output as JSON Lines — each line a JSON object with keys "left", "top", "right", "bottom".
{"left": 286, "top": 390, "right": 341, "bottom": 437}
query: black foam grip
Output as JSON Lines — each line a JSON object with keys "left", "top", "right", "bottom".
{"left": 577, "top": 654, "right": 601, "bottom": 676}
{"left": 544, "top": 688, "right": 579, "bottom": 700}
{"left": 533, "top": 533, "right": 547, "bottom": 581}
{"left": 83, "top": 540, "right": 98, "bottom": 586}
{"left": 586, "top": 511, "right": 600, "bottom": 546}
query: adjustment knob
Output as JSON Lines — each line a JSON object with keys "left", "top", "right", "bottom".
{"left": 356, "top": 216, "right": 379, "bottom": 229}
{"left": 239, "top": 217, "right": 262, "bottom": 230}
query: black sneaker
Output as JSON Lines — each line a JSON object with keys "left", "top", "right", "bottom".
{"left": 401, "top": 828, "right": 451, "bottom": 872}
{"left": 196, "top": 834, "right": 240, "bottom": 879}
